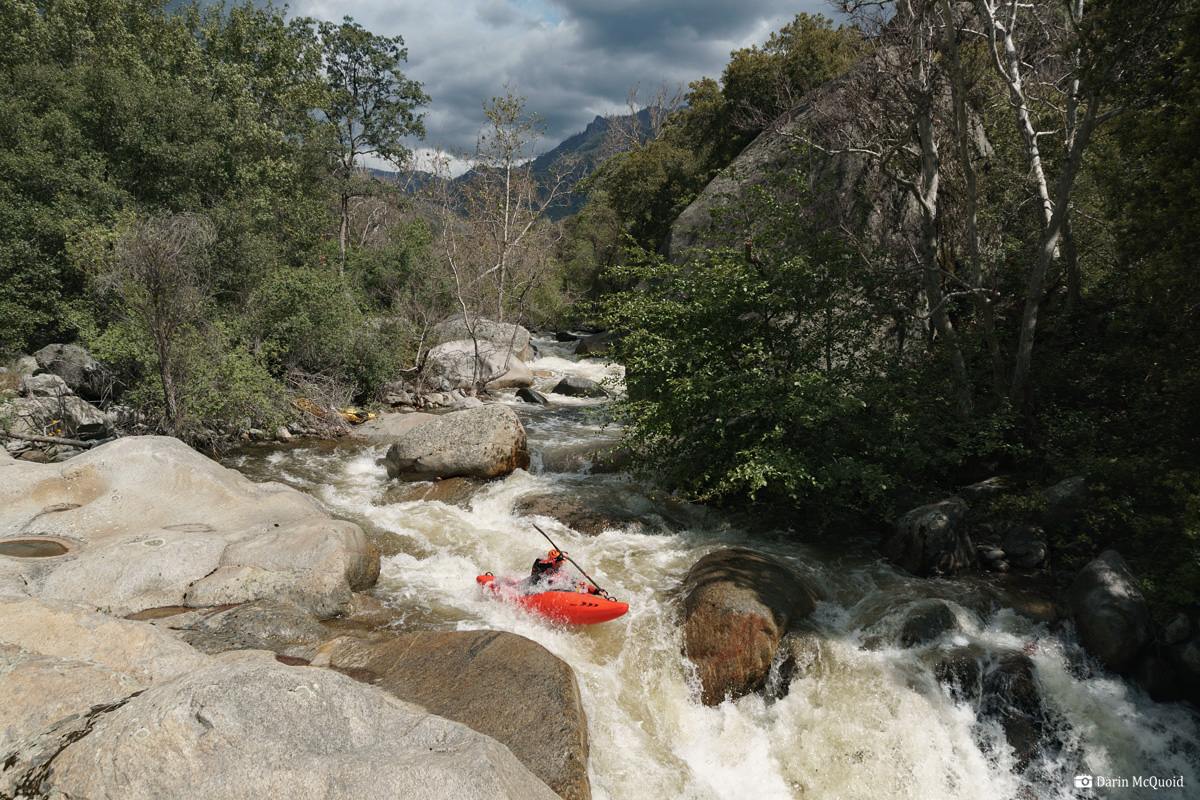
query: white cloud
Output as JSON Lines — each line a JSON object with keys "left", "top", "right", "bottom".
{"left": 288, "top": 0, "right": 839, "bottom": 154}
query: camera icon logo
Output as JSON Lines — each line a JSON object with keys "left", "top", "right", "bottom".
{"left": 1075, "top": 775, "right": 1094, "bottom": 788}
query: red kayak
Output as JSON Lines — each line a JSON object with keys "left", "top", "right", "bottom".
{"left": 476, "top": 574, "right": 629, "bottom": 625}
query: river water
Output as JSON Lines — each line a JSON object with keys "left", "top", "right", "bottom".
{"left": 223, "top": 338, "right": 1199, "bottom": 800}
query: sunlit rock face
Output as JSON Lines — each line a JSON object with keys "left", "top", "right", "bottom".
{"left": 0, "top": 435, "right": 378, "bottom": 619}
{"left": 383, "top": 404, "right": 530, "bottom": 481}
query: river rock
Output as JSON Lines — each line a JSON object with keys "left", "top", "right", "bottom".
{"left": 384, "top": 404, "right": 529, "bottom": 481}
{"left": 880, "top": 497, "right": 977, "bottom": 576}
{"left": 315, "top": 629, "right": 590, "bottom": 800}
{"left": 515, "top": 493, "right": 641, "bottom": 536}
{"left": 175, "top": 599, "right": 331, "bottom": 657}
{"left": 434, "top": 316, "right": 533, "bottom": 361}
{"left": 551, "top": 375, "right": 608, "bottom": 398}
{"left": 1067, "top": 550, "right": 1151, "bottom": 673}
{"left": 681, "top": 548, "right": 821, "bottom": 706}
{"left": 1163, "top": 634, "right": 1200, "bottom": 706}
{"left": 932, "top": 646, "right": 1047, "bottom": 771}
{"left": 1, "top": 650, "right": 560, "bottom": 800}
{"left": 899, "top": 600, "right": 960, "bottom": 647}
{"left": 380, "top": 476, "right": 485, "bottom": 507}
{"left": 427, "top": 340, "right": 534, "bottom": 391}
{"left": 1000, "top": 524, "right": 1047, "bottom": 570}
{"left": 356, "top": 410, "right": 438, "bottom": 444}
{"left": 33, "top": 342, "right": 114, "bottom": 401}
{"left": 0, "top": 595, "right": 210, "bottom": 751}
{"left": 0, "top": 436, "right": 378, "bottom": 619}
{"left": 573, "top": 332, "right": 613, "bottom": 357}
{"left": 7, "top": 393, "right": 111, "bottom": 439}
{"left": 516, "top": 387, "right": 549, "bottom": 404}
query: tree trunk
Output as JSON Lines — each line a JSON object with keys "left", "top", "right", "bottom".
{"left": 1009, "top": 96, "right": 1098, "bottom": 405}
{"left": 338, "top": 190, "right": 350, "bottom": 280}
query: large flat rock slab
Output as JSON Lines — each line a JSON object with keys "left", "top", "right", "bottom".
{"left": 0, "top": 595, "right": 210, "bottom": 750}
{"left": 0, "top": 436, "right": 378, "bottom": 618}
{"left": 1, "top": 648, "right": 560, "bottom": 800}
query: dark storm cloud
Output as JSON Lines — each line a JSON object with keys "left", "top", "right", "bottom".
{"left": 289, "top": 1, "right": 838, "bottom": 158}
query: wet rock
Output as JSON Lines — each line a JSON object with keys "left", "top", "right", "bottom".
{"left": 589, "top": 447, "right": 634, "bottom": 474}
{"left": 315, "top": 630, "right": 589, "bottom": 800}
{"left": 33, "top": 343, "right": 114, "bottom": 401}
{"left": 0, "top": 436, "right": 378, "bottom": 619}
{"left": 1, "top": 651, "right": 560, "bottom": 800}
{"left": 384, "top": 404, "right": 530, "bottom": 481}
{"left": 899, "top": 600, "right": 959, "bottom": 647}
{"left": 982, "top": 652, "right": 1046, "bottom": 770}
{"left": 1068, "top": 550, "right": 1151, "bottom": 673}
{"left": 551, "top": 375, "right": 608, "bottom": 398}
{"left": 932, "top": 646, "right": 1048, "bottom": 771}
{"left": 880, "top": 497, "right": 977, "bottom": 576}
{"left": 1001, "top": 524, "right": 1047, "bottom": 570}
{"left": 515, "top": 493, "right": 640, "bottom": 536}
{"left": 772, "top": 631, "right": 828, "bottom": 693}
{"left": 681, "top": 548, "right": 821, "bottom": 706}
{"left": 516, "top": 387, "right": 549, "bottom": 404}
{"left": 573, "top": 331, "right": 614, "bottom": 357}
{"left": 1133, "top": 650, "right": 1184, "bottom": 703}
{"left": 381, "top": 476, "right": 485, "bottom": 507}
{"left": 1169, "top": 635, "right": 1200, "bottom": 706}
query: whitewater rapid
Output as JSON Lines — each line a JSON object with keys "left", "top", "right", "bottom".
{"left": 224, "top": 338, "right": 1200, "bottom": 800}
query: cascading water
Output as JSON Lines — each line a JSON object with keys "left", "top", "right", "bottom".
{"left": 223, "top": 338, "right": 1199, "bottom": 800}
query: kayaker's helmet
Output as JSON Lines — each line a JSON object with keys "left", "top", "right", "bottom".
{"left": 547, "top": 549, "right": 563, "bottom": 561}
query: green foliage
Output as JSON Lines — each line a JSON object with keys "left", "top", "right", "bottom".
{"left": 586, "top": 142, "right": 703, "bottom": 252}
{"left": 349, "top": 216, "right": 437, "bottom": 310}
{"left": 599, "top": 237, "right": 1014, "bottom": 520}
{"left": 317, "top": 17, "right": 428, "bottom": 174}
{"left": 583, "top": 14, "right": 863, "bottom": 256}
{"left": 0, "top": 1, "right": 440, "bottom": 433}
{"left": 177, "top": 323, "right": 289, "bottom": 438}
{"left": 722, "top": 13, "right": 862, "bottom": 134}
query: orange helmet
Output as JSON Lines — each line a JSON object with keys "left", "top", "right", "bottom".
{"left": 547, "top": 549, "right": 563, "bottom": 561}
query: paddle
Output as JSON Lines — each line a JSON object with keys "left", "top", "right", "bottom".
{"left": 531, "top": 523, "right": 612, "bottom": 599}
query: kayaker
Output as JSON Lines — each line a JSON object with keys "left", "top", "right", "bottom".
{"left": 530, "top": 549, "right": 607, "bottom": 597}
{"left": 530, "top": 549, "right": 569, "bottom": 585}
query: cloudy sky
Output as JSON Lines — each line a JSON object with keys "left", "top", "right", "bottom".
{"left": 287, "top": 0, "right": 838, "bottom": 163}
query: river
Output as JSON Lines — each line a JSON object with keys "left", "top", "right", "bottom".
{"left": 222, "top": 337, "right": 1200, "bottom": 800}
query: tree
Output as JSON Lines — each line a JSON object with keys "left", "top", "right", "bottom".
{"left": 723, "top": 12, "right": 862, "bottom": 132}
{"left": 316, "top": 17, "right": 429, "bottom": 277}
{"left": 102, "top": 213, "right": 216, "bottom": 424}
